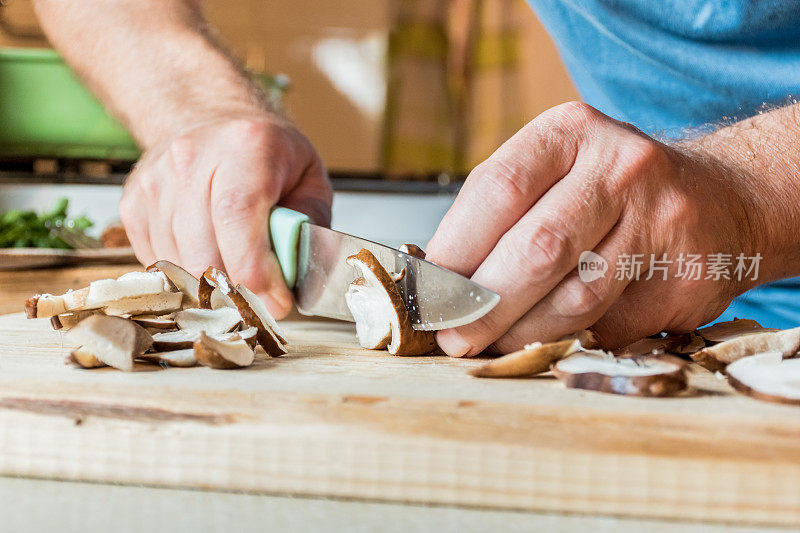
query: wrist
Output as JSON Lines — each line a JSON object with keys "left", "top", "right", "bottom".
{"left": 672, "top": 138, "right": 789, "bottom": 288}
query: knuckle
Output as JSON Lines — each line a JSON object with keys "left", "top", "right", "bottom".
{"left": 552, "top": 279, "right": 606, "bottom": 319}
{"left": 542, "top": 101, "right": 599, "bottom": 129}
{"left": 225, "top": 118, "right": 271, "bottom": 147}
{"left": 506, "top": 222, "right": 574, "bottom": 275}
{"left": 472, "top": 159, "right": 534, "bottom": 206}
{"left": 168, "top": 137, "right": 197, "bottom": 181}
{"left": 613, "top": 138, "right": 664, "bottom": 188}
{"left": 211, "top": 188, "right": 267, "bottom": 226}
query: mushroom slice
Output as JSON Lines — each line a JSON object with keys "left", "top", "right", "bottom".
{"left": 152, "top": 328, "right": 256, "bottom": 351}
{"left": 399, "top": 243, "right": 426, "bottom": 259}
{"left": 193, "top": 332, "right": 255, "bottom": 369}
{"left": 25, "top": 287, "right": 90, "bottom": 318}
{"left": 50, "top": 310, "right": 102, "bottom": 331}
{"left": 174, "top": 307, "right": 243, "bottom": 335}
{"left": 690, "top": 326, "right": 800, "bottom": 372}
{"left": 147, "top": 260, "right": 200, "bottom": 308}
{"left": 345, "top": 249, "right": 436, "bottom": 356}
{"left": 151, "top": 330, "right": 200, "bottom": 351}
{"left": 469, "top": 339, "right": 581, "bottom": 378}
{"left": 130, "top": 314, "right": 177, "bottom": 330}
{"left": 138, "top": 349, "right": 197, "bottom": 368}
{"left": 65, "top": 315, "right": 153, "bottom": 372}
{"left": 696, "top": 318, "right": 775, "bottom": 343}
{"left": 198, "top": 266, "right": 287, "bottom": 356}
{"left": 86, "top": 271, "right": 171, "bottom": 308}
{"left": 726, "top": 352, "right": 800, "bottom": 406}
{"left": 670, "top": 332, "right": 706, "bottom": 355}
{"left": 553, "top": 352, "right": 688, "bottom": 397}
{"left": 67, "top": 346, "right": 107, "bottom": 369}
{"left": 103, "top": 291, "right": 183, "bottom": 317}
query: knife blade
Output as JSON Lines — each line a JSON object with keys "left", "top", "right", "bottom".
{"left": 292, "top": 223, "right": 499, "bottom": 331}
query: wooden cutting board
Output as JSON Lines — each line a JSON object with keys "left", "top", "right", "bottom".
{"left": 0, "top": 311, "right": 798, "bottom": 526}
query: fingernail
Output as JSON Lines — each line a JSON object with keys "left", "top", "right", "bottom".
{"left": 436, "top": 330, "right": 473, "bottom": 357}
{"left": 259, "top": 291, "right": 291, "bottom": 319}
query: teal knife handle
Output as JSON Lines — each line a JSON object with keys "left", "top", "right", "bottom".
{"left": 269, "top": 207, "right": 310, "bottom": 289}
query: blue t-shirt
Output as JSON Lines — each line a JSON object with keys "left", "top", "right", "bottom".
{"left": 528, "top": 0, "right": 800, "bottom": 328}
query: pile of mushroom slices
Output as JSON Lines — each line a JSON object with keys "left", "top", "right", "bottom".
{"left": 24, "top": 260, "right": 286, "bottom": 371}
{"left": 469, "top": 318, "right": 800, "bottom": 404}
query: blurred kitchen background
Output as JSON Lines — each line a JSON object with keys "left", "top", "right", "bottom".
{"left": 0, "top": 0, "right": 577, "bottom": 250}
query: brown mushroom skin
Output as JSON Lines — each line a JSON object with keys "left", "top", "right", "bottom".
{"left": 24, "top": 296, "right": 39, "bottom": 319}
{"left": 200, "top": 267, "right": 287, "bottom": 356}
{"left": 469, "top": 339, "right": 580, "bottom": 378}
{"left": 552, "top": 355, "right": 688, "bottom": 397}
{"left": 689, "top": 326, "right": 800, "bottom": 371}
{"left": 346, "top": 249, "right": 436, "bottom": 356}
{"left": 399, "top": 244, "right": 426, "bottom": 260}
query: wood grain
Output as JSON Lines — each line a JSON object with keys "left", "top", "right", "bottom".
{"left": 0, "top": 311, "right": 799, "bottom": 526}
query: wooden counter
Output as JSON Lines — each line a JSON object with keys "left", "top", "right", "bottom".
{"left": 0, "top": 265, "right": 798, "bottom": 528}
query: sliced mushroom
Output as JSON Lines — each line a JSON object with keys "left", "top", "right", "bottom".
{"left": 152, "top": 328, "right": 257, "bottom": 351}
{"left": 670, "top": 332, "right": 706, "bottom": 355}
{"left": 65, "top": 315, "right": 153, "bottom": 372}
{"left": 199, "top": 267, "right": 287, "bottom": 356}
{"left": 345, "top": 249, "right": 436, "bottom": 356}
{"left": 130, "top": 314, "right": 177, "bottom": 330}
{"left": 50, "top": 310, "right": 102, "bottom": 331}
{"left": 25, "top": 287, "right": 90, "bottom": 318}
{"left": 138, "top": 349, "right": 197, "bottom": 368}
{"left": 26, "top": 271, "right": 177, "bottom": 319}
{"left": 696, "top": 318, "right": 774, "bottom": 343}
{"left": 552, "top": 352, "right": 688, "bottom": 397}
{"left": 147, "top": 260, "right": 200, "bottom": 307}
{"left": 399, "top": 243, "right": 426, "bottom": 259}
{"left": 193, "top": 332, "right": 255, "bottom": 369}
{"left": 690, "top": 326, "right": 800, "bottom": 372}
{"left": 67, "top": 346, "right": 107, "bottom": 369}
{"left": 726, "top": 352, "right": 800, "bottom": 406}
{"left": 85, "top": 271, "right": 171, "bottom": 308}
{"left": 174, "top": 307, "right": 243, "bottom": 335}
{"left": 469, "top": 339, "right": 581, "bottom": 378}
{"left": 103, "top": 291, "right": 183, "bottom": 317}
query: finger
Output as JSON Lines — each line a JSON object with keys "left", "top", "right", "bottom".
{"left": 209, "top": 159, "right": 293, "bottom": 319}
{"left": 164, "top": 142, "right": 224, "bottom": 278}
{"left": 279, "top": 157, "right": 333, "bottom": 227}
{"left": 487, "top": 225, "right": 642, "bottom": 354}
{"left": 425, "top": 102, "right": 596, "bottom": 277}
{"left": 436, "top": 154, "right": 622, "bottom": 357}
{"left": 119, "top": 182, "right": 156, "bottom": 267}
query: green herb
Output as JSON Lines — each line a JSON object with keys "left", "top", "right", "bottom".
{"left": 0, "top": 198, "right": 94, "bottom": 249}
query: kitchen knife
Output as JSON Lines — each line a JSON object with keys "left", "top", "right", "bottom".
{"left": 269, "top": 207, "right": 499, "bottom": 331}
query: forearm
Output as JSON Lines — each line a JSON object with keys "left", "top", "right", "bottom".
{"left": 33, "top": 0, "right": 270, "bottom": 150}
{"left": 677, "top": 103, "right": 800, "bottom": 282}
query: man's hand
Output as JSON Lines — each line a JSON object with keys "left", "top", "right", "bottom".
{"left": 426, "top": 101, "right": 777, "bottom": 356}
{"left": 32, "top": 0, "right": 334, "bottom": 318}
{"left": 120, "top": 115, "right": 332, "bottom": 318}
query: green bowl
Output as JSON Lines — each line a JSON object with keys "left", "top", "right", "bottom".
{"left": 0, "top": 47, "right": 288, "bottom": 161}
{"left": 0, "top": 47, "right": 139, "bottom": 160}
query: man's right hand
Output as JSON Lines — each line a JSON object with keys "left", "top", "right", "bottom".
{"left": 119, "top": 115, "right": 332, "bottom": 318}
